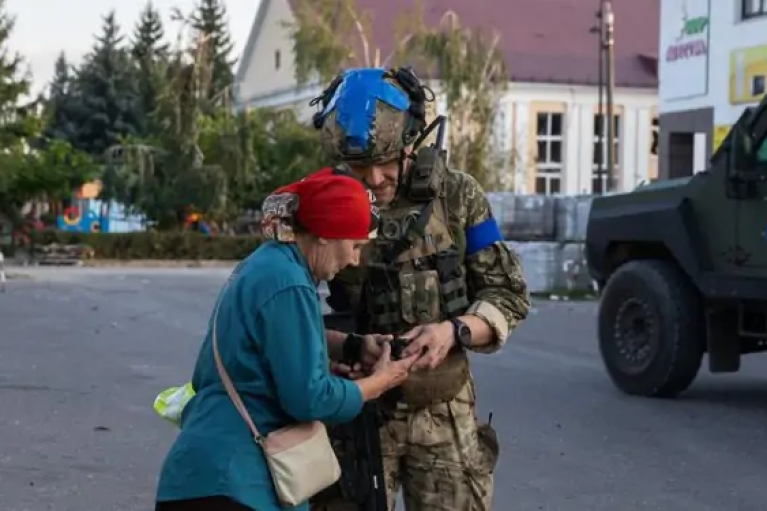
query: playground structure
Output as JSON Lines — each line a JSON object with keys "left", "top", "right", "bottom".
{"left": 55, "top": 181, "right": 111, "bottom": 234}
{"left": 183, "top": 212, "right": 216, "bottom": 236}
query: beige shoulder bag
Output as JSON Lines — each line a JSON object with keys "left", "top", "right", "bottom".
{"left": 211, "top": 288, "right": 342, "bottom": 506}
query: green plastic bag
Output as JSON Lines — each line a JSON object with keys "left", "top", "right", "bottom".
{"left": 153, "top": 381, "right": 195, "bottom": 427}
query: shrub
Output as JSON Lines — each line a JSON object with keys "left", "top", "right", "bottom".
{"left": 28, "top": 231, "right": 263, "bottom": 260}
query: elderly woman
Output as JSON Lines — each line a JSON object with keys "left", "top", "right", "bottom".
{"left": 155, "top": 169, "right": 417, "bottom": 511}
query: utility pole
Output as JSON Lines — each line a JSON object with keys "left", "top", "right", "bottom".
{"left": 594, "top": 7, "right": 604, "bottom": 194}
{"left": 603, "top": 0, "right": 616, "bottom": 192}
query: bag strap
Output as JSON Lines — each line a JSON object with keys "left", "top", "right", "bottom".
{"left": 211, "top": 288, "right": 264, "bottom": 443}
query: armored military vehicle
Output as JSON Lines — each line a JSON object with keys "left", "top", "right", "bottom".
{"left": 586, "top": 97, "right": 767, "bottom": 398}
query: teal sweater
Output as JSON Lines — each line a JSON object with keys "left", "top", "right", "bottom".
{"left": 156, "top": 242, "right": 364, "bottom": 510}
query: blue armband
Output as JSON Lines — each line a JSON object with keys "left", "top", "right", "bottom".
{"left": 465, "top": 217, "right": 503, "bottom": 256}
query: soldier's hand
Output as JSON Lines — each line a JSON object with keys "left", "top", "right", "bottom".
{"left": 400, "top": 321, "right": 455, "bottom": 371}
{"left": 371, "top": 343, "right": 418, "bottom": 391}
{"left": 330, "top": 361, "right": 366, "bottom": 380}
{"left": 360, "top": 334, "right": 391, "bottom": 371}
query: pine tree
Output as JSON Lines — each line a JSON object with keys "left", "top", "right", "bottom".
{"left": 0, "top": 0, "right": 32, "bottom": 149}
{"left": 0, "top": 0, "right": 30, "bottom": 216}
{"left": 43, "top": 52, "right": 79, "bottom": 143}
{"left": 190, "top": 0, "right": 236, "bottom": 102}
{"left": 132, "top": 1, "right": 168, "bottom": 62}
{"left": 131, "top": 1, "right": 168, "bottom": 137}
{"left": 72, "top": 11, "right": 141, "bottom": 157}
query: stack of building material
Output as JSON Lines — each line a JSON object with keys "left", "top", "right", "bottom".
{"left": 506, "top": 241, "right": 595, "bottom": 295}
{"left": 33, "top": 243, "right": 94, "bottom": 266}
{"left": 486, "top": 192, "right": 557, "bottom": 241}
{"left": 554, "top": 195, "right": 593, "bottom": 242}
{"left": 488, "top": 192, "right": 596, "bottom": 295}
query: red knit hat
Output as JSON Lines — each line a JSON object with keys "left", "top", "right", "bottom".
{"left": 275, "top": 168, "right": 379, "bottom": 240}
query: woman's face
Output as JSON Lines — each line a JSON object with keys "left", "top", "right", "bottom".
{"left": 309, "top": 238, "right": 368, "bottom": 281}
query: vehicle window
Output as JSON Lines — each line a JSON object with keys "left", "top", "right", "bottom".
{"left": 758, "top": 137, "right": 767, "bottom": 163}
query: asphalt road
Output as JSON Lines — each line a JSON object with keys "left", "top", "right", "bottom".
{"left": 2, "top": 267, "right": 767, "bottom": 511}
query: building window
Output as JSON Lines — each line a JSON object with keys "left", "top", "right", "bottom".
{"left": 534, "top": 112, "right": 564, "bottom": 195}
{"left": 651, "top": 117, "right": 659, "bottom": 156}
{"left": 592, "top": 114, "right": 621, "bottom": 194}
{"left": 742, "top": 0, "right": 767, "bottom": 19}
{"left": 491, "top": 105, "right": 508, "bottom": 151}
{"left": 274, "top": 50, "right": 281, "bottom": 70}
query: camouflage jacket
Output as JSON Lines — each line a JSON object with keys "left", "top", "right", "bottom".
{"left": 327, "top": 168, "right": 530, "bottom": 352}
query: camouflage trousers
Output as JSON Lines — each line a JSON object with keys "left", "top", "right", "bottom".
{"left": 311, "top": 378, "right": 499, "bottom": 511}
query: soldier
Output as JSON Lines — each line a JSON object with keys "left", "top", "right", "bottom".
{"left": 308, "top": 66, "right": 531, "bottom": 510}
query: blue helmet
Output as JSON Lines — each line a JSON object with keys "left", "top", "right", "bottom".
{"left": 311, "top": 67, "right": 431, "bottom": 165}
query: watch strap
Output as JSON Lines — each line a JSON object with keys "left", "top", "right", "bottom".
{"left": 450, "top": 318, "right": 470, "bottom": 348}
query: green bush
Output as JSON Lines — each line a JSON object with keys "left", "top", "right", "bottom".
{"left": 28, "top": 231, "right": 263, "bottom": 260}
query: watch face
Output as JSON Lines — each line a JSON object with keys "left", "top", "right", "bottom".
{"left": 459, "top": 324, "right": 471, "bottom": 343}
{"left": 454, "top": 319, "right": 471, "bottom": 346}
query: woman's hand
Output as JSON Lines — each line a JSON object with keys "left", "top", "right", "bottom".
{"left": 369, "top": 343, "right": 418, "bottom": 392}
{"left": 329, "top": 360, "right": 365, "bottom": 380}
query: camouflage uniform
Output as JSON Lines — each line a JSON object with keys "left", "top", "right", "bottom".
{"left": 309, "top": 67, "right": 531, "bottom": 510}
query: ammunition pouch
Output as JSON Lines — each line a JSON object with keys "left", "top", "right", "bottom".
{"left": 366, "top": 264, "right": 403, "bottom": 335}
{"left": 434, "top": 247, "right": 470, "bottom": 317}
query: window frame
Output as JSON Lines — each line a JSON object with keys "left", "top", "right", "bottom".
{"left": 534, "top": 111, "right": 565, "bottom": 196}
{"left": 742, "top": 0, "right": 767, "bottom": 20}
{"left": 592, "top": 113, "right": 622, "bottom": 194}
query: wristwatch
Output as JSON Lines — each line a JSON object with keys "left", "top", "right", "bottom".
{"left": 449, "top": 318, "right": 472, "bottom": 349}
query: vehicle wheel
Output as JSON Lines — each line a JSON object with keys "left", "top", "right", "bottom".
{"left": 598, "top": 259, "right": 703, "bottom": 398}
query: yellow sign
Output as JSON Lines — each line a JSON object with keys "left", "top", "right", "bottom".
{"left": 713, "top": 125, "right": 731, "bottom": 152}
{"left": 729, "top": 45, "right": 767, "bottom": 105}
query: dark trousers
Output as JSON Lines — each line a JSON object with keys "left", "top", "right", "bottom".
{"left": 156, "top": 496, "right": 253, "bottom": 511}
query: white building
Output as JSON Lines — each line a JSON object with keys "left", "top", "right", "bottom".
{"left": 659, "top": 0, "right": 767, "bottom": 179}
{"left": 235, "top": 0, "right": 660, "bottom": 195}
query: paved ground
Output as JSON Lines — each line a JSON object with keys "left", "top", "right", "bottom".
{"left": 2, "top": 267, "right": 767, "bottom": 511}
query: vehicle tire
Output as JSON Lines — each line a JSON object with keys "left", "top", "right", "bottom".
{"left": 598, "top": 259, "right": 703, "bottom": 398}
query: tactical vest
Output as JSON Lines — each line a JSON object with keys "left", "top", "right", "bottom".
{"left": 332, "top": 173, "right": 472, "bottom": 407}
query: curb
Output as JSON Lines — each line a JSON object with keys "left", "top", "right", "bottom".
{"left": 81, "top": 259, "right": 237, "bottom": 268}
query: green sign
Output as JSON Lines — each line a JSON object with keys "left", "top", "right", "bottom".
{"left": 680, "top": 16, "right": 708, "bottom": 39}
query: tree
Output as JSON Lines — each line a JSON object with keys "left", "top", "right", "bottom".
{"left": 0, "top": 0, "right": 32, "bottom": 145}
{"left": 131, "top": 1, "right": 169, "bottom": 136}
{"left": 105, "top": 17, "right": 230, "bottom": 229}
{"left": 70, "top": 11, "right": 141, "bottom": 157}
{"left": 104, "top": 7, "right": 327, "bottom": 228}
{"left": 132, "top": 1, "right": 168, "bottom": 62}
{"left": 286, "top": 0, "right": 376, "bottom": 85}
{"left": 42, "top": 52, "right": 79, "bottom": 143}
{"left": 218, "top": 109, "right": 325, "bottom": 208}
{"left": 0, "top": 0, "right": 97, "bottom": 227}
{"left": 0, "top": 0, "right": 36, "bottom": 226}
{"left": 287, "top": 0, "right": 510, "bottom": 190}
{"left": 395, "top": 9, "right": 508, "bottom": 190}
{"left": 190, "top": 0, "right": 235, "bottom": 103}
{"left": 1, "top": 139, "right": 100, "bottom": 226}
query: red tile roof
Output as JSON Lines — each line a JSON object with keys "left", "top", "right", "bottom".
{"left": 287, "top": 0, "right": 658, "bottom": 88}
